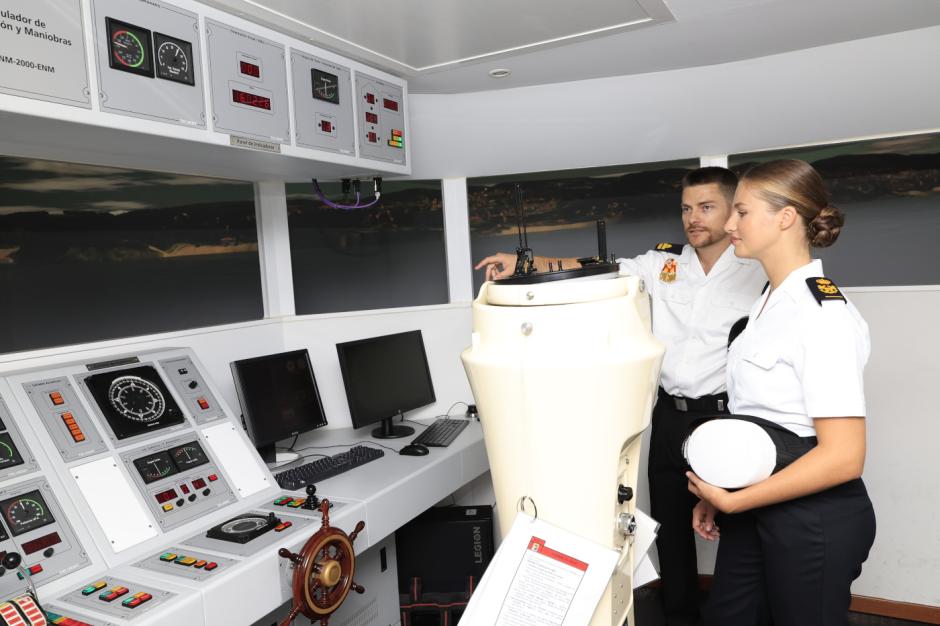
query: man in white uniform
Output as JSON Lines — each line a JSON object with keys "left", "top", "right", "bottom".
{"left": 476, "top": 167, "right": 767, "bottom": 626}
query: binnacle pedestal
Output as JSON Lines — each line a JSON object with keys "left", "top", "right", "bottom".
{"left": 461, "top": 270, "right": 664, "bottom": 626}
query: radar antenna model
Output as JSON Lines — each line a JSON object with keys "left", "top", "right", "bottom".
{"left": 277, "top": 500, "right": 366, "bottom": 625}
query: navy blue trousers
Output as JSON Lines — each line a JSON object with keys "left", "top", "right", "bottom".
{"left": 704, "top": 479, "right": 876, "bottom": 626}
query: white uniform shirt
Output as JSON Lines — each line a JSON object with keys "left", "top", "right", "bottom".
{"left": 618, "top": 244, "right": 766, "bottom": 398}
{"left": 727, "top": 259, "right": 870, "bottom": 437}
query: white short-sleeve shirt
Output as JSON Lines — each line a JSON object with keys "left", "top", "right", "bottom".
{"left": 618, "top": 244, "right": 766, "bottom": 398}
{"left": 727, "top": 259, "right": 870, "bottom": 437}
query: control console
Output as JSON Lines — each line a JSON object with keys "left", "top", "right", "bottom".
{"left": 122, "top": 435, "right": 236, "bottom": 531}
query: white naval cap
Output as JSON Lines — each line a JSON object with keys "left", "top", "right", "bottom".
{"left": 683, "top": 419, "right": 778, "bottom": 489}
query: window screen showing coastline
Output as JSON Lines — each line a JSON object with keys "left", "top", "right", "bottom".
{"left": 287, "top": 180, "right": 447, "bottom": 314}
{"left": 468, "top": 159, "right": 700, "bottom": 294}
{"left": 0, "top": 156, "right": 262, "bottom": 354}
{"left": 730, "top": 133, "right": 940, "bottom": 286}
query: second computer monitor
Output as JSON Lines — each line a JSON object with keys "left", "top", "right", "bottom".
{"left": 336, "top": 330, "right": 436, "bottom": 439}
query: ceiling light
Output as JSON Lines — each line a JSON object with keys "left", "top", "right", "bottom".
{"left": 488, "top": 68, "right": 511, "bottom": 78}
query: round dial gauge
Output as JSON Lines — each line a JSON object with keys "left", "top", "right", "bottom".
{"left": 140, "top": 456, "right": 174, "bottom": 482}
{"left": 172, "top": 444, "right": 206, "bottom": 468}
{"left": 109, "top": 376, "right": 165, "bottom": 422}
{"left": 222, "top": 517, "right": 267, "bottom": 535}
{"left": 6, "top": 498, "right": 45, "bottom": 529}
{"left": 157, "top": 41, "right": 188, "bottom": 75}
{"left": 111, "top": 29, "right": 146, "bottom": 68}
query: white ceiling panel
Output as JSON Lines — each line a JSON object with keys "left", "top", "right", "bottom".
{"left": 200, "top": 0, "right": 940, "bottom": 93}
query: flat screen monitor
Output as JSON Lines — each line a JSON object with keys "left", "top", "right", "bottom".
{"left": 230, "top": 349, "right": 327, "bottom": 462}
{"left": 336, "top": 330, "right": 436, "bottom": 439}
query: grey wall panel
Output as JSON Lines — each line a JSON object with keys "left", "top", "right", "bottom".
{"left": 92, "top": 0, "right": 205, "bottom": 127}
{"left": 206, "top": 18, "right": 290, "bottom": 144}
{"left": 291, "top": 50, "right": 354, "bottom": 156}
{"left": 356, "top": 72, "right": 406, "bottom": 165}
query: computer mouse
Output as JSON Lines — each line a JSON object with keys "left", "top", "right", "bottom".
{"left": 399, "top": 443, "right": 430, "bottom": 456}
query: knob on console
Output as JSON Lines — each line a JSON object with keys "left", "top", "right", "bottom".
{"left": 2, "top": 552, "right": 22, "bottom": 570}
{"left": 303, "top": 484, "right": 319, "bottom": 510}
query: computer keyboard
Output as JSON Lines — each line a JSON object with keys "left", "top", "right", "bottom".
{"left": 274, "top": 445, "right": 384, "bottom": 490}
{"left": 412, "top": 419, "right": 470, "bottom": 447}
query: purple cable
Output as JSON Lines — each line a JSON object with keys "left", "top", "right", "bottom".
{"left": 312, "top": 179, "right": 381, "bottom": 210}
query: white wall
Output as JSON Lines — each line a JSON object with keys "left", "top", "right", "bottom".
{"left": 409, "top": 25, "right": 940, "bottom": 179}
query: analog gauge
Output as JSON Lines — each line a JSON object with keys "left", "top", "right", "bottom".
{"left": 169, "top": 442, "right": 209, "bottom": 470}
{"left": 109, "top": 375, "right": 166, "bottom": 423}
{"left": 0, "top": 432, "right": 24, "bottom": 469}
{"left": 111, "top": 29, "right": 145, "bottom": 68}
{"left": 0, "top": 490, "right": 55, "bottom": 536}
{"left": 105, "top": 18, "right": 154, "bottom": 78}
{"left": 134, "top": 451, "right": 178, "bottom": 484}
{"left": 154, "top": 32, "right": 195, "bottom": 86}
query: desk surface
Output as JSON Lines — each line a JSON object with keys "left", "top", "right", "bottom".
{"left": 279, "top": 417, "right": 489, "bottom": 548}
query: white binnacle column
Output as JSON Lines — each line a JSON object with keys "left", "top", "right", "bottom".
{"left": 461, "top": 271, "right": 665, "bottom": 626}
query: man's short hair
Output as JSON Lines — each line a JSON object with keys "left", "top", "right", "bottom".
{"left": 681, "top": 167, "right": 738, "bottom": 204}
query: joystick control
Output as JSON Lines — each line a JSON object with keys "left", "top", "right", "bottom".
{"left": 303, "top": 484, "right": 319, "bottom": 510}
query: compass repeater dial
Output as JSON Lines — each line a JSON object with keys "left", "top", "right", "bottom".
{"left": 109, "top": 375, "right": 166, "bottom": 423}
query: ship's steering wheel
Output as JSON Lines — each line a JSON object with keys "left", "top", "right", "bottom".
{"left": 278, "top": 499, "right": 366, "bottom": 625}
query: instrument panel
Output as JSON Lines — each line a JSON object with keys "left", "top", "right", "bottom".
{"left": 79, "top": 365, "right": 186, "bottom": 444}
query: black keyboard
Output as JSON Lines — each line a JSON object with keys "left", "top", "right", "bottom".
{"left": 412, "top": 419, "right": 470, "bottom": 447}
{"left": 274, "top": 445, "right": 384, "bottom": 490}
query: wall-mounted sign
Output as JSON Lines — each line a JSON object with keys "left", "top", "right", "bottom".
{"left": 0, "top": 0, "right": 90, "bottom": 108}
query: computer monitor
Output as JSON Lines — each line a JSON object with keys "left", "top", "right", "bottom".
{"left": 230, "top": 349, "right": 327, "bottom": 464}
{"left": 336, "top": 330, "right": 436, "bottom": 439}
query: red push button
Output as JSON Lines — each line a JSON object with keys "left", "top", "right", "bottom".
{"left": 275, "top": 521, "right": 292, "bottom": 532}
{"left": 204, "top": 562, "right": 218, "bottom": 571}
{"left": 208, "top": 474, "right": 218, "bottom": 482}
{"left": 197, "top": 398, "right": 209, "bottom": 410}
{"left": 28, "top": 564, "right": 43, "bottom": 575}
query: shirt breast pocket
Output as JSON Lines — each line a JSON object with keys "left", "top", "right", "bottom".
{"left": 712, "top": 291, "right": 755, "bottom": 312}
{"left": 741, "top": 349, "right": 778, "bottom": 371}
{"left": 659, "top": 286, "right": 691, "bottom": 305}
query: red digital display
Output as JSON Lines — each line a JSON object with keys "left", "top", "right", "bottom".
{"left": 320, "top": 120, "right": 332, "bottom": 133}
{"left": 365, "top": 112, "right": 378, "bottom": 124}
{"left": 179, "top": 483, "right": 190, "bottom": 495}
{"left": 232, "top": 89, "right": 271, "bottom": 111}
{"left": 155, "top": 489, "right": 178, "bottom": 504}
{"left": 383, "top": 98, "right": 399, "bottom": 112}
{"left": 239, "top": 61, "right": 261, "bottom": 78}
{"left": 192, "top": 478, "right": 207, "bottom": 489}
{"left": 22, "top": 532, "right": 61, "bottom": 556}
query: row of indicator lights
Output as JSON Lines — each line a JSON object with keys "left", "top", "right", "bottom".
{"left": 388, "top": 129, "right": 404, "bottom": 149}
{"left": 49, "top": 392, "right": 65, "bottom": 406}
{"left": 159, "top": 552, "right": 219, "bottom": 570}
{"left": 15, "top": 563, "right": 43, "bottom": 579}
{"left": 273, "top": 496, "right": 307, "bottom": 508}
{"left": 158, "top": 475, "right": 217, "bottom": 511}
{"left": 59, "top": 412, "right": 85, "bottom": 443}
{"left": 45, "top": 610, "right": 92, "bottom": 626}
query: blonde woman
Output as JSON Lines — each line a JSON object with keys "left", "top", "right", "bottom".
{"left": 687, "top": 159, "right": 876, "bottom": 625}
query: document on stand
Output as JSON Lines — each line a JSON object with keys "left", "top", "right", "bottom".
{"left": 459, "top": 513, "right": 619, "bottom": 626}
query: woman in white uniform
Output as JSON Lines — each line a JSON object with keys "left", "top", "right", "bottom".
{"left": 685, "top": 159, "right": 876, "bottom": 625}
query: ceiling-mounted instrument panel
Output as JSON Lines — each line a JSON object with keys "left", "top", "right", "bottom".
{"left": 92, "top": 0, "right": 206, "bottom": 127}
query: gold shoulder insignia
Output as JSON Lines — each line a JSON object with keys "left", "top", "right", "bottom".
{"left": 654, "top": 242, "right": 683, "bottom": 254}
{"left": 806, "top": 277, "right": 846, "bottom": 305}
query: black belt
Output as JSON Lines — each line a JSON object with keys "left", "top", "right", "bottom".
{"left": 658, "top": 387, "right": 728, "bottom": 413}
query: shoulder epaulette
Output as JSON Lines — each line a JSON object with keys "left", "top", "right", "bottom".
{"left": 654, "top": 242, "right": 684, "bottom": 254}
{"left": 806, "top": 277, "right": 846, "bottom": 305}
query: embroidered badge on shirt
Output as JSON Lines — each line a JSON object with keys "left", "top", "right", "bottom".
{"left": 660, "top": 258, "right": 677, "bottom": 283}
{"left": 806, "top": 277, "right": 846, "bottom": 305}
